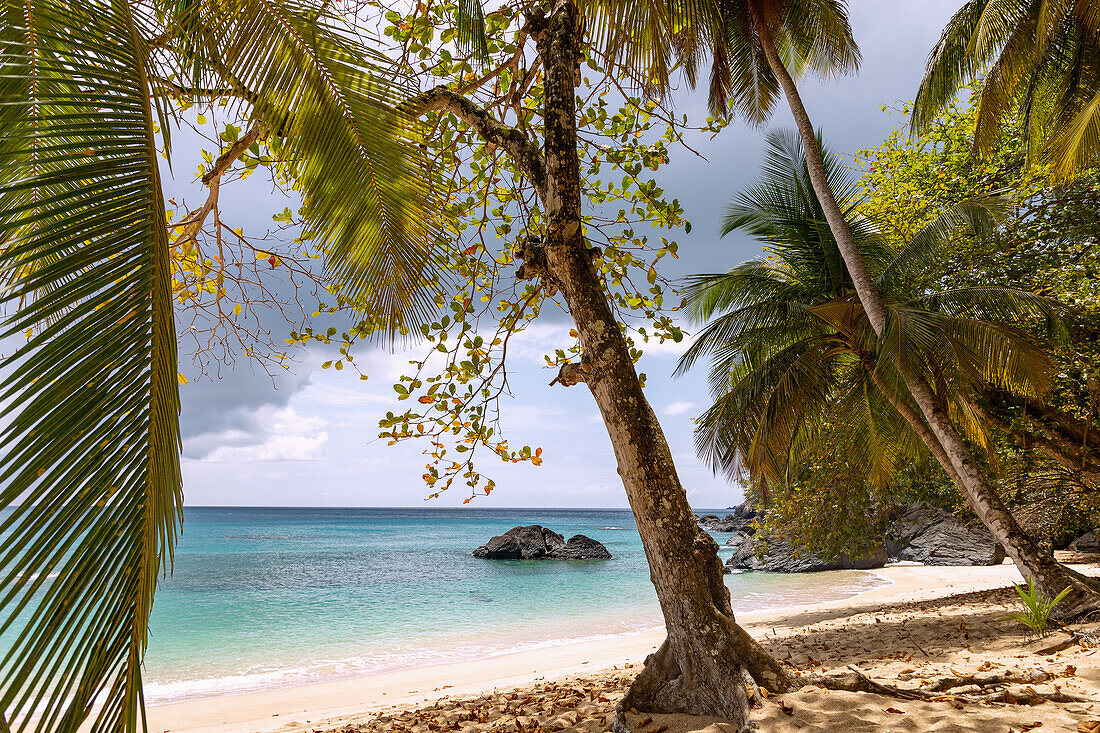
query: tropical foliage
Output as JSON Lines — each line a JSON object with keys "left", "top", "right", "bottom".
{"left": 0, "top": 0, "right": 439, "bottom": 729}
{"left": 313, "top": 2, "right": 722, "bottom": 498}
{"left": 677, "top": 130, "right": 1059, "bottom": 495}
{"left": 913, "top": 0, "right": 1100, "bottom": 180}
{"left": 861, "top": 93, "right": 1100, "bottom": 544}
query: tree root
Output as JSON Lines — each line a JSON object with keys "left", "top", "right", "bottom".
{"left": 805, "top": 667, "right": 1094, "bottom": 706}
{"left": 807, "top": 669, "right": 930, "bottom": 700}
{"left": 925, "top": 671, "right": 1049, "bottom": 692}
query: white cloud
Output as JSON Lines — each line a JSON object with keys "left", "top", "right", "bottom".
{"left": 190, "top": 407, "right": 329, "bottom": 463}
{"left": 662, "top": 400, "right": 697, "bottom": 416}
{"left": 508, "top": 322, "right": 576, "bottom": 364}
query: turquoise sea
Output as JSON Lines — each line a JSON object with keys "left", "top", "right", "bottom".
{"left": 127, "top": 506, "right": 887, "bottom": 705}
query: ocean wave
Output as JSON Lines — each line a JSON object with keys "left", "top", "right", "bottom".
{"left": 142, "top": 623, "right": 665, "bottom": 706}
{"left": 599, "top": 526, "right": 626, "bottom": 530}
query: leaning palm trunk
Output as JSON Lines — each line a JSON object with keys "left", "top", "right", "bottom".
{"left": 753, "top": 11, "right": 1100, "bottom": 618}
{"left": 868, "top": 373, "right": 1100, "bottom": 619}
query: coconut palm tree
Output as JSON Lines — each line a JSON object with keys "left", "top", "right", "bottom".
{"left": 913, "top": 0, "right": 1100, "bottom": 181}
{"left": 672, "top": 0, "right": 1100, "bottom": 617}
{"left": 678, "top": 129, "right": 1098, "bottom": 598}
{"left": 0, "top": 0, "right": 440, "bottom": 729}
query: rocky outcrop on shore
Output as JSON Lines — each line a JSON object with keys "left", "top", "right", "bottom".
{"left": 698, "top": 503, "right": 1004, "bottom": 571}
{"left": 1069, "top": 531, "right": 1100, "bottom": 553}
{"left": 697, "top": 504, "right": 759, "bottom": 533}
{"left": 693, "top": 505, "right": 887, "bottom": 572}
{"left": 472, "top": 525, "right": 612, "bottom": 560}
{"left": 725, "top": 533, "right": 888, "bottom": 573}
{"left": 885, "top": 507, "right": 1005, "bottom": 566}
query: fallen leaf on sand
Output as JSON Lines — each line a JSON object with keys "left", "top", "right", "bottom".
{"left": 884, "top": 708, "right": 904, "bottom": 714}
{"left": 1078, "top": 722, "right": 1100, "bottom": 733}
{"left": 779, "top": 702, "right": 793, "bottom": 716}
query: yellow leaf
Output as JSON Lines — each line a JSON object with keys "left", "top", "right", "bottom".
{"left": 233, "top": 304, "right": 242, "bottom": 316}
{"left": 177, "top": 373, "right": 189, "bottom": 385}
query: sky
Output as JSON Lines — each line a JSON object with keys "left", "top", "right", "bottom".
{"left": 172, "top": 0, "right": 965, "bottom": 509}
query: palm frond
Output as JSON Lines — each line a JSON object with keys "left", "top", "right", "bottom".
{"left": 455, "top": 0, "right": 490, "bottom": 62}
{"left": 911, "top": 285, "right": 1067, "bottom": 340}
{"left": 779, "top": 0, "right": 860, "bottom": 80}
{"left": 695, "top": 335, "right": 838, "bottom": 483}
{"left": 912, "top": 0, "right": 1028, "bottom": 132}
{"left": 1044, "top": 87, "right": 1100, "bottom": 180}
{"left": 724, "top": 130, "right": 893, "bottom": 293}
{"left": 187, "top": 0, "right": 445, "bottom": 338}
{"left": 0, "top": 1, "right": 181, "bottom": 730}
{"left": 912, "top": 0, "right": 1100, "bottom": 181}
{"left": 972, "top": 9, "right": 1041, "bottom": 155}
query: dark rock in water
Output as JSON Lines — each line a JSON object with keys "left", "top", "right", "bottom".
{"left": 725, "top": 532, "right": 765, "bottom": 571}
{"left": 725, "top": 529, "right": 754, "bottom": 547}
{"left": 1069, "top": 531, "right": 1100, "bottom": 553}
{"left": 698, "top": 503, "right": 760, "bottom": 534}
{"left": 886, "top": 507, "right": 1005, "bottom": 566}
{"left": 725, "top": 533, "right": 887, "bottom": 573}
{"left": 471, "top": 526, "right": 611, "bottom": 560}
{"left": 548, "top": 534, "right": 613, "bottom": 560}
{"left": 471, "top": 525, "right": 564, "bottom": 559}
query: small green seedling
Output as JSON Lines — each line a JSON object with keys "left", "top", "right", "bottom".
{"left": 1001, "top": 578, "right": 1072, "bottom": 638}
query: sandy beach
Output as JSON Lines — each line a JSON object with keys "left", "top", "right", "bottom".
{"left": 146, "top": 559, "right": 1100, "bottom": 733}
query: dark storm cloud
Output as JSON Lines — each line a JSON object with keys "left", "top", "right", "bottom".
{"left": 179, "top": 357, "right": 317, "bottom": 458}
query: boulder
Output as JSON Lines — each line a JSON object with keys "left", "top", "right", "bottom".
{"left": 725, "top": 529, "right": 755, "bottom": 547}
{"left": 725, "top": 532, "right": 887, "bottom": 573}
{"left": 1069, "top": 531, "right": 1100, "bottom": 553}
{"left": 472, "top": 526, "right": 611, "bottom": 560}
{"left": 471, "top": 525, "right": 564, "bottom": 559}
{"left": 548, "top": 534, "right": 613, "bottom": 560}
{"left": 698, "top": 503, "right": 760, "bottom": 534}
{"left": 886, "top": 507, "right": 1005, "bottom": 566}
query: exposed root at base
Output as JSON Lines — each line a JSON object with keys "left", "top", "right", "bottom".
{"left": 613, "top": 666, "right": 1095, "bottom": 732}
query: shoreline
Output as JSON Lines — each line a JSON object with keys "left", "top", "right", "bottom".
{"left": 140, "top": 567, "right": 887, "bottom": 709}
{"left": 145, "top": 562, "right": 1037, "bottom": 733}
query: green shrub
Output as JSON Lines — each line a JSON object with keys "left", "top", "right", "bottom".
{"left": 1002, "top": 579, "right": 1072, "bottom": 637}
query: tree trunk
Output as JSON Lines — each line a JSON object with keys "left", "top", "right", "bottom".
{"left": 869, "top": 371, "right": 1100, "bottom": 616}
{"left": 535, "top": 3, "right": 793, "bottom": 727}
{"left": 754, "top": 12, "right": 1100, "bottom": 618}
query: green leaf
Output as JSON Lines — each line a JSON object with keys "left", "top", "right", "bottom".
{"left": 0, "top": 1, "right": 182, "bottom": 729}
{"left": 188, "top": 0, "right": 446, "bottom": 339}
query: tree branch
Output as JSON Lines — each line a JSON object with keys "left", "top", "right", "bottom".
{"left": 404, "top": 86, "right": 547, "bottom": 199}
{"left": 173, "top": 124, "right": 264, "bottom": 243}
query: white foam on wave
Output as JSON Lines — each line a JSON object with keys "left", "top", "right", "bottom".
{"left": 143, "top": 572, "right": 888, "bottom": 707}
{"left": 15, "top": 572, "right": 60, "bottom": 581}
{"left": 143, "top": 622, "right": 665, "bottom": 706}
